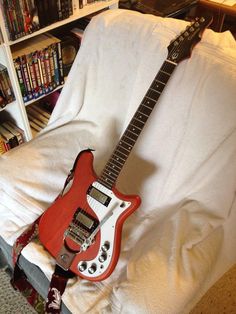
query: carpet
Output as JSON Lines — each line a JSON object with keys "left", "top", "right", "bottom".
{"left": 190, "top": 264, "right": 236, "bottom": 313}
{"left": 0, "top": 268, "right": 36, "bottom": 314}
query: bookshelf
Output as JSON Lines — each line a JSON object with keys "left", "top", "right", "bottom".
{"left": 0, "top": 0, "right": 118, "bottom": 141}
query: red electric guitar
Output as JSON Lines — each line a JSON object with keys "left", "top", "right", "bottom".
{"left": 39, "top": 14, "right": 212, "bottom": 281}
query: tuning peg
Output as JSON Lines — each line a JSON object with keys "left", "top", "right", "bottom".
{"left": 200, "top": 17, "right": 205, "bottom": 23}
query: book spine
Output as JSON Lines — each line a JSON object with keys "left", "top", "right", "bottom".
{"left": 4, "top": 68, "right": 15, "bottom": 102}
{"left": 15, "top": 0, "right": 25, "bottom": 38}
{"left": 26, "top": 52, "right": 39, "bottom": 98}
{"left": 44, "top": 47, "right": 53, "bottom": 92}
{"left": 25, "top": 0, "right": 41, "bottom": 32}
{"left": 35, "top": 0, "right": 46, "bottom": 27}
{"left": 38, "top": 49, "right": 49, "bottom": 94}
{"left": 49, "top": 0, "right": 59, "bottom": 24}
{"left": 32, "top": 51, "right": 44, "bottom": 96}
{"left": 20, "top": 54, "right": 33, "bottom": 101}
{"left": 56, "top": 41, "right": 64, "bottom": 85}
{"left": 60, "top": 0, "right": 67, "bottom": 20}
{"left": 48, "top": 45, "right": 56, "bottom": 89}
{"left": 0, "top": 135, "right": 8, "bottom": 155}
{"left": 51, "top": 43, "right": 60, "bottom": 87}
{"left": 0, "top": 0, "right": 12, "bottom": 40}
{"left": 8, "top": 0, "right": 18, "bottom": 40}
{"left": 68, "top": 0, "right": 73, "bottom": 16}
{"left": 57, "top": 0, "right": 63, "bottom": 20}
{"left": 0, "top": 68, "right": 13, "bottom": 104}
{"left": 13, "top": 57, "right": 28, "bottom": 102}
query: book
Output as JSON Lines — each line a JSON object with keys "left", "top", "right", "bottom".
{"left": 6, "top": 121, "right": 25, "bottom": 142}
{"left": 0, "top": 124, "right": 19, "bottom": 148}
{"left": 0, "top": 90, "right": 7, "bottom": 108}
{"left": 2, "top": 121, "right": 25, "bottom": 145}
{"left": 59, "top": 34, "right": 80, "bottom": 77}
{"left": 31, "top": 103, "right": 51, "bottom": 119}
{"left": 0, "top": 63, "right": 15, "bottom": 104}
{"left": 0, "top": 134, "right": 8, "bottom": 155}
{"left": 27, "top": 106, "right": 49, "bottom": 125}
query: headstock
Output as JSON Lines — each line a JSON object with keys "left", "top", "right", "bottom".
{"left": 167, "top": 14, "right": 213, "bottom": 64}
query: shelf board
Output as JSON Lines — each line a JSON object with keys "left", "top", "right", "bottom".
{"left": 25, "top": 85, "right": 63, "bottom": 107}
{"left": 7, "top": 0, "right": 118, "bottom": 46}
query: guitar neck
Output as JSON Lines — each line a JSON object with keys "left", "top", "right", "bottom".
{"left": 98, "top": 59, "right": 177, "bottom": 189}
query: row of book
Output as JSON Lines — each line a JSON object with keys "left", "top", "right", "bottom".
{"left": 12, "top": 33, "right": 64, "bottom": 102}
{"left": 0, "top": 0, "right": 74, "bottom": 41}
{"left": 0, "top": 121, "right": 25, "bottom": 155}
{"left": 0, "top": 63, "right": 15, "bottom": 108}
{"left": 26, "top": 102, "right": 50, "bottom": 137}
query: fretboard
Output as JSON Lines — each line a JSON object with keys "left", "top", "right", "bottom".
{"left": 98, "top": 59, "right": 177, "bottom": 189}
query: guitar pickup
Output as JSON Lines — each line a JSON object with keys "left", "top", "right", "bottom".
{"left": 87, "top": 186, "right": 111, "bottom": 207}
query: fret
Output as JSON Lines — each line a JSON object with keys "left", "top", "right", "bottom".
{"left": 117, "top": 146, "right": 131, "bottom": 158}
{"left": 145, "top": 95, "right": 157, "bottom": 102}
{"left": 160, "top": 69, "right": 171, "bottom": 76}
{"left": 99, "top": 176, "right": 113, "bottom": 188}
{"left": 110, "top": 156, "right": 124, "bottom": 167}
{"left": 130, "top": 122, "right": 142, "bottom": 131}
{"left": 137, "top": 110, "right": 149, "bottom": 118}
{"left": 117, "top": 144, "right": 132, "bottom": 156}
{"left": 156, "top": 71, "right": 170, "bottom": 83}
{"left": 119, "top": 140, "right": 133, "bottom": 152}
{"left": 98, "top": 58, "right": 177, "bottom": 187}
{"left": 126, "top": 127, "right": 140, "bottom": 137}
{"left": 155, "top": 79, "right": 166, "bottom": 86}
{"left": 147, "top": 89, "right": 161, "bottom": 102}
{"left": 103, "top": 169, "right": 117, "bottom": 180}
{"left": 118, "top": 144, "right": 131, "bottom": 154}
{"left": 142, "top": 97, "right": 156, "bottom": 108}
{"left": 132, "top": 116, "right": 147, "bottom": 129}
{"left": 138, "top": 105, "right": 152, "bottom": 117}
{"left": 150, "top": 87, "right": 161, "bottom": 94}
{"left": 122, "top": 134, "right": 135, "bottom": 146}
{"left": 123, "top": 134, "right": 136, "bottom": 144}
{"left": 151, "top": 81, "right": 165, "bottom": 93}
{"left": 114, "top": 150, "right": 127, "bottom": 161}
{"left": 105, "top": 165, "right": 120, "bottom": 176}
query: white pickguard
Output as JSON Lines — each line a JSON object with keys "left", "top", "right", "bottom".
{"left": 77, "top": 181, "right": 131, "bottom": 278}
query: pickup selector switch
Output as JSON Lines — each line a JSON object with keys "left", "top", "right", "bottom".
{"left": 101, "top": 241, "right": 110, "bottom": 252}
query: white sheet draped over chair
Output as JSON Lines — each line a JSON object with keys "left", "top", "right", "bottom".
{"left": 0, "top": 9, "right": 236, "bottom": 314}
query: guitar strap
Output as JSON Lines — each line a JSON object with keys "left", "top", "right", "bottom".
{"left": 10, "top": 157, "right": 81, "bottom": 314}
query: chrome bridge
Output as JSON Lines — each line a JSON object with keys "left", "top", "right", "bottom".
{"left": 66, "top": 208, "right": 99, "bottom": 245}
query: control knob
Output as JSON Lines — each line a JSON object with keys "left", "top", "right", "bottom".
{"left": 101, "top": 241, "right": 110, "bottom": 252}
{"left": 88, "top": 264, "right": 97, "bottom": 274}
{"left": 99, "top": 253, "right": 107, "bottom": 263}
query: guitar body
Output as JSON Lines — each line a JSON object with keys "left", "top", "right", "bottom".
{"left": 39, "top": 150, "right": 141, "bottom": 281}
